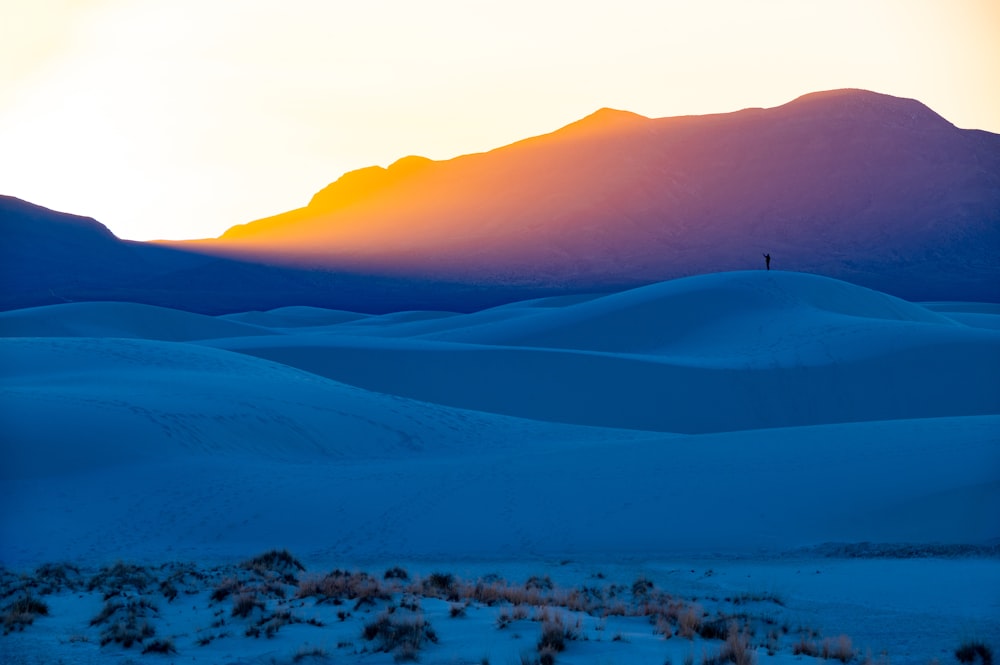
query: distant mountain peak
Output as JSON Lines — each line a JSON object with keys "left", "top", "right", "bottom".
{"left": 556, "top": 107, "right": 650, "bottom": 136}
{"left": 781, "top": 88, "right": 952, "bottom": 128}
{"left": 306, "top": 155, "right": 435, "bottom": 212}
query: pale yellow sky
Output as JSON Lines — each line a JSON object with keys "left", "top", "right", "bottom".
{"left": 2, "top": 0, "right": 998, "bottom": 240}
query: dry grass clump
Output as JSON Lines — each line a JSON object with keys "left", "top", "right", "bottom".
{"left": 298, "top": 569, "right": 392, "bottom": 607}
{"left": 293, "top": 644, "right": 328, "bottom": 662}
{"left": 2, "top": 594, "right": 49, "bottom": 634}
{"left": 956, "top": 640, "right": 993, "bottom": 665}
{"left": 141, "top": 638, "right": 177, "bottom": 654}
{"left": 793, "top": 634, "right": 820, "bottom": 657}
{"left": 422, "top": 571, "right": 458, "bottom": 599}
{"left": 702, "top": 622, "right": 756, "bottom": 665}
{"left": 536, "top": 607, "right": 579, "bottom": 663}
{"left": 246, "top": 609, "right": 308, "bottom": 639}
{"left": 678, "top": 603, "right": 704, "bottom": 638}
{"left": 822, "top": 635, "right": 856, "bottom": 662}
{"left": 232, "top": 591, "right": 265, "bottom": 618}
{"left": 156, "top": 562, "right": 205, "bottom": 601}
{"left": 88, "top": 561, "right": 153, "bottom": 598}
{"left": 241, "top": 549, "right": 305, "bottom": 583}
{"left": 212, "top": 576, "right": 243, "bottom": 602}
{"left": 34, "top": 563, "right": 83, "bottom": 593}
{"left": 362, "top": 608, "right": 438, "bottom": 659}
{"left": 730, "top": 591, "right": 784, "bottom": 607}
{"left": 90, "top": 597, "right": 159, "bottom": 648}
{"left": 384, "top": 566, "right": 410, "bottom": 581}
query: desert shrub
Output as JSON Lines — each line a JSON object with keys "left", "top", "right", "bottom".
{"left": 822, "top": 635, "right": 856, "bottom": 662}
{"left": 158, "top": 579, "right": 178, "bottom": 602}
{"left": 298, "top": 570, "right": 388, "bottom": 604}
{"left": 212, "top": 577, "right": 241, "bottom": 602}
{"left": 243, "top": 549, "right": 304, "bottom": 571}
{"left": 2, "top": 594, "right": 49, "bottom": 634}
{"left": 537, "top": 613, "right": 576, "bottom": 653}
{"left": 293, "top": 645, "right": 328, "bottom": 662}
{"left": 88, "top": 562, "right": 153, "bottom": 596}
{"left": 90, "top": 596, "right": 159, "bottom": 648}
{"left": 362, "top": 610, "right": 438, "bottom": 655}
{"left": 675, "top": 603, "right": 703, "bottom": 638}
{"left": 731, "top": 591, "right": 784, "bottom": 606}
{"left": 699, "top": 618, "right": 730, "bottom": 641}
{"left": 252, "top": 609, "right": 303, "bottom": 638}
{"left": 385, "top": 566, "right": 410, "bottom": 581}
{"left": 956, "top": 640, "right": 993, "bottom": 665}
{"left": 141, "top": 638, "right": 177, "bottom": 654}
{"left": 450, "top": 602, "right": 467, "bottom": 618}
{"left": 424, "top": 572, "right": 455, "bottom": 596}
{"left": 720, "top": 623, "right": 756, "bottom": 665}
{"left": 101, "top": 619, "right": 155, "bottom": 648}
{"left": 241, "top": 549, "right": 304, "bottom": 583}
{"left": 34, "top": 562, "right": 82, "bottom": 592}
{"left": 793, "top": 636, "right": 820, "bottom": 657}
{"left": 538, "top": 646, "right": 558, "bottom": 665}
{"left": 232, "top": 591, "right": 265, "bottom": 618}
{"left": 632, "top": 576, "right": 655, "bottom": 600}
{"left": 526, "top": 575, "right": 554, "bottom": 591}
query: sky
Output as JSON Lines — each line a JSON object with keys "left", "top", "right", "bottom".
{"left": 2, "top": 0, "right": 998, "bottom": 241}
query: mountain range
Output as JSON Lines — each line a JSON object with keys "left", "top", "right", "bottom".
{"left": 3, "top": 88, "right": 999, "bottom": 311}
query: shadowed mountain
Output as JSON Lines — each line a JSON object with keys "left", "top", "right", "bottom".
{"left": 188, "top": 88, "right": 1000, "bottom": 302}
{"left": 0, "top": 196, "right": 577, "bottom": 314}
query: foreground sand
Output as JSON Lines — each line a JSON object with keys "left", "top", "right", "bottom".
{"left": 3, "top": 551, "right": 998, "bottom": 664}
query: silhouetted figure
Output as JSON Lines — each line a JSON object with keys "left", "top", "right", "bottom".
{"left": 763, "top": 253, "right": 771, "bottom": 270}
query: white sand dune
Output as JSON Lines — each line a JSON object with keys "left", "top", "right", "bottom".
{"left": 220, "top": 305, "right": 369, "bottom": 328}
{"left": 2, "top": 270, "right": 998, "bottom": 568}
{"left": 2, "top": 414, "right": 996, "bottom": 566}
{"left": 208, "top": 272, "right": 1000, "bottom": 433}
{"left": 1, "top": 336, "right": 643, "bottom": 479}
{"left": 0, "top": 301, "right": 270, "bottom": 341}
{"left": 418, "top": 271, "right": 960, "bottom": 352}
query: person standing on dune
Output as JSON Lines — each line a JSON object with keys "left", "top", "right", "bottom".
{"left": 763, "top": 253, "right": 771, "bottom": 270}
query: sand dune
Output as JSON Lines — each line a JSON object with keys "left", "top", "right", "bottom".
{"left": 0, "top": 301, "right": 269, "bottom": 341}
{"left": 220, "top": 305, "right": 369, "bottom": 328}
{"left": 2, "top": 270, "right": 998, "bottom": 567}
{"left": 1, "top": 336, "right": 646, "bottom": 481}
{"left": 3, "top": 415, "right": 997, "bottom": 566}
{"left": 210, "top": 272, "right": 1000, "bottom": 433}
{"left": 420, "top": 271, "right": 959, "bottom": 351}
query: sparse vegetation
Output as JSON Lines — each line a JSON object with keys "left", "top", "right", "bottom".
{"left": 293, "top": 644, "right": 328, "bottom": 662}
{"left": 1, "top": 553, "right": 880, "bottom": 665}
{"left": 232, "top": 591, "right": 265, "bottom": 618}
{"left": 822, "top": 635, "right": 856, "bottom": 662}
{"left": 141, "top": 638, "right": 177, "bottom": 654}
{"left": 34, "top": 563, "right": 82, "bottom": 593}
{"left": 362, "top": 609, "right": 438, "bottom": 657}
{"left": 537, "top": 612, "right": 576, "bottom": 653}
{"left": 242, "top": 549, "right": 305, "bottom": 582}
{"left": 956, "top": 640, "right": 993, "bottom": 665}
{"left": 2, "top": 594, "right": 49, "bottom": 634}
{"left": 87, "top": 561, "right": 154, "bottom": 598}
{"left": 793, "top": 635, "right": 820, "bottom": 657}
{"left": 701, "top": 623, "right": 756, "bottom": 665}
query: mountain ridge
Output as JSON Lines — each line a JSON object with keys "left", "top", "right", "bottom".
{"left": 195, "top": 88, "right": 999, "bottom": 302}
{"left": 3, "top": 88, "right": 999, "bottom": 310}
